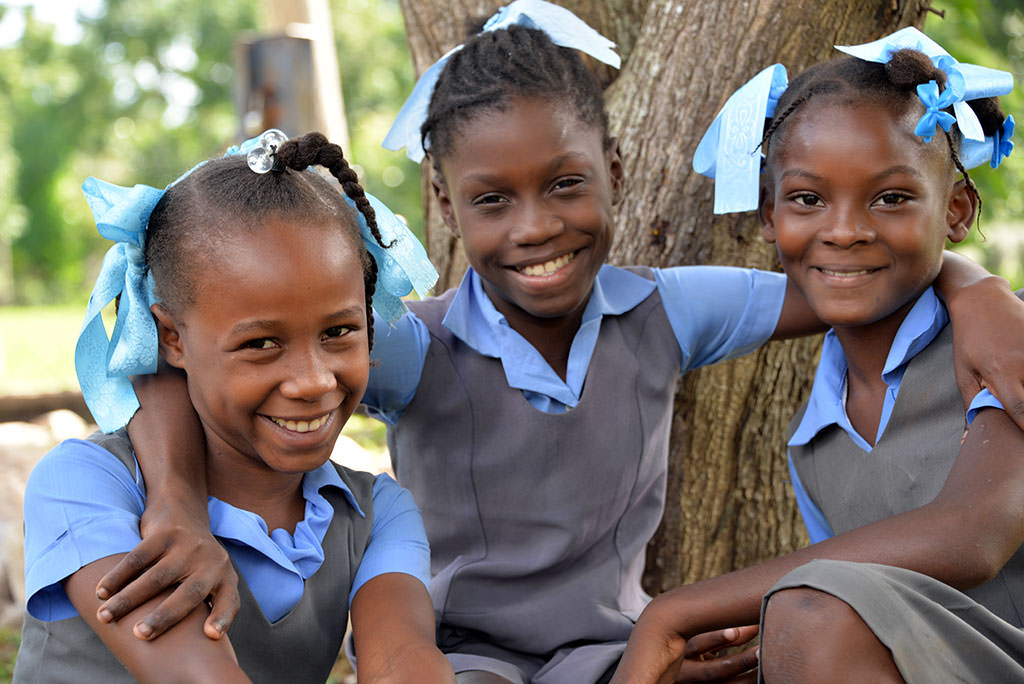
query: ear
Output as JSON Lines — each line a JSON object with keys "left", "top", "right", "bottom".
{"left": 606, "top": 139, "right": 624, "bottom": 204}
{"left": 945, "top": 179, "right": 977, "bottom": 244}
{"left": 758, "top": 182, "right": 778, "bottom": 244}
{"left": 431, "top": 172, "right": 460, "bottom": 238}
{"left": 150, "top": 303, "right": 186, "bottom": 369}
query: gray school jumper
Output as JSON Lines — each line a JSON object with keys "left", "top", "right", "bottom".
{"left": 14, "top": 430, "right": 375, "bottom": 684}
{"left": 387, "top": 268, "right": 680, "bottom": 682}
{"left": 768, "top": 323, "right": 1024, "bottom": 681}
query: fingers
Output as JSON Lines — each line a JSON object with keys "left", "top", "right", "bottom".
{"left": 204, "top": 580, "right": 242, "bottom": 640}
{"left": 96, "top": 539, "right": 167, "bottom": 601}
{"left": 675, "top": 644, "right": 759, "bottom": 683}
{"left": 683, "top": 625, "right": 758, "bottom": 658}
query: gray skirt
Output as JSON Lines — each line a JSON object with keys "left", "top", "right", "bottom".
{"left": 758, "top": 559, "right": 1024, "bottom": 683}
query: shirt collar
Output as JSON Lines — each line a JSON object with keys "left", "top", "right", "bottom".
{"left": 789, "top": 286, "right": 948, "bottom": 446}
{"left": 441, "top": 265, "right": 656, "bottom": 355}
{"left": 301, "top": 459, "right": 365, "bottom": 518}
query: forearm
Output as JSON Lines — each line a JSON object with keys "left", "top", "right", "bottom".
{"left": 350, "top": 573, "right": 455, "bottom": 684}
{"left": 934, "top": 250, "right": 1010, "bottom": 302}
{"left": 129, "top": 367, "right": 208, "bottom": 510}
{"left": 66, "top": 555, "right": 250, "bottom": 684}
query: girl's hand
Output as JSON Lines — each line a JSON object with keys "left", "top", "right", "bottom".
{"left": 675, "top": 625, "right": 759, "bottom": 683}
{"left": 95, "top": 368, "right": 240, "bottom": 640}
{"left": 96, "top": 501, "right": 240, "bottom": 641}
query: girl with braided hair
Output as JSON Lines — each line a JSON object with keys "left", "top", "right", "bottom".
{"left": 613, "top": 28, "right": 1023, "bottom": 684}
{"left": 14, "top": 131, "right": 454, "bottom": 683}
{"left": 89, "top": 5, "right": 1024, "bottom": 684}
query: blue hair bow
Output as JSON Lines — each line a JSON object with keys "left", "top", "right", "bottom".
{"left": 692, "top": 63, "right": 788, "bottom": 214}
{"left": 695, "top": 27, "right": 1015, "bottom": 214}
{"left": 835, "top": 27, "right": 1013, "bottom": 145}
{"left": 76, "top": 179, "right": 165, "bottom": 433}
{"left": 77, "top": 131, "right": 437, "bottom": 433}
{"left": 382, "top": 0, "right": 621, "bottom": 163}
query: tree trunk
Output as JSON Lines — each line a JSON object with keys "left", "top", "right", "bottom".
{"left": 397, "top": 0, "right": 928, "bottom": 592}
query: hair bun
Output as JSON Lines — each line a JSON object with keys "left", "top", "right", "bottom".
{"left": 885, "top": 48, "right": 943, "bottom": 90}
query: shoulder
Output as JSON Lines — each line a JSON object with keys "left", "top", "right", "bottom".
{"left": 27, "top": 435, "right": 139, "bottom": 500}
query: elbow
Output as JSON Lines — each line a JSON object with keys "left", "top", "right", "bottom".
{"left": 935, "top": 504, "right": 1023, "bottom": 589}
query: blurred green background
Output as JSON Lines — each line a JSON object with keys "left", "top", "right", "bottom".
{"left": 0, "top": 0, "right": 1020, "bottom": 397}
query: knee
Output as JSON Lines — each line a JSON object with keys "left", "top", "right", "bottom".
{"left": 761, "top": 587, "right": 857, "bottom": 682}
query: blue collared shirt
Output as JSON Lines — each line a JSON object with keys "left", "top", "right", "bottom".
{"left": 788, "top": 287, "right": 1003, "bottom": 543}
{"left": 23, "top": 439, "right": 431, "bottom": 623}
{"left": 365, "top": 264, "right": 787, "bottom": 421}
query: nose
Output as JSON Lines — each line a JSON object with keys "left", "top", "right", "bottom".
{"left": 508, "top": 202, "right": 565, "bottom": 245}
{"left": 279, "top": 347, "right": 338, "bottom": 401}
{"left": 820, "top": 205, "right": 875, "bottom": 248}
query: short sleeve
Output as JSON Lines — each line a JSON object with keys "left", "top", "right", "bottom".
{"left": 362, "top": 310, "right": 431, "bottom": 425}
{"left": 349, "top": 474, "right": 430, "bottom": 606}
{"left": 23, "top": 439, "right": 145, "bottom": 620}
{"left": 654, "top": 266, "right": 787, "bottom": 371}
{"left": 788, "top": 454, "right": 834, "bottom": 544}
{"left": 966, "top": 388, "right": 1003, "bottom": 424}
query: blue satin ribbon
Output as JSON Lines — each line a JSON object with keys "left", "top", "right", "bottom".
{"left": 696, "top": 27, "right": 1015, "bottom": 214}
{"left": 77, "top": 132, "right": 438, "bottom": 432}
{"left": 382, "top": 0, "right": 621, "bottom": 163}
{"left": 76, "top": 178, "right": 164, "bottom": 433}
{"left": 692, "top": 63, "right": 788, "bottom": 214}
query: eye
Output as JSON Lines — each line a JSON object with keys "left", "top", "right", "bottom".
{"left": 240, "top": 337, "right": 277, "bottom": 351}
{"left": 873, "top": 192, "right": 910, "bottom": 207}
{"left": 472, "top": 193, "right": 508, "bottom": 207}
{"left": 551, "top": 176, "right": 584, "bottom": 192}
{"left": 790, "top": 193, "right": 824, "bottom": 208}
{"left": 323, "top": 325, "right": 353, "bottom": 342}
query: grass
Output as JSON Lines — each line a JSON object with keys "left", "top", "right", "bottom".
{"left": 0, "top": 624, "right": 18, "bottom": 680}
{"left": 0, "top": 305, "right": 83, "bottom": 396}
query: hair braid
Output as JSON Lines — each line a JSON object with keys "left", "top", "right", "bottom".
{"left": 422, "top": 24, "right": 609, "bottom": 171}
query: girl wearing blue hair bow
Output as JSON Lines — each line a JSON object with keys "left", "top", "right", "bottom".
{"left": 95, "top": 7, "right": 1024, "bottom": 684}
{"left": 14, "top": 132, "right": 455, "bottom": 683}
{"left": 613, "top": 28, "right": 1024, "bottom": 684}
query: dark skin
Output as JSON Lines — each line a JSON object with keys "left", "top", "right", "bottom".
{"left": 99, "top": 96, "right": 1024, "bottom": 671}
{"left": 66, "top": 217, "right": 454, "bottom": 683}
{"left": 611, "top": 100, "right": 1021, "bottom": 684}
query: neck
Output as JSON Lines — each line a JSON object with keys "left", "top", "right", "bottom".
{"left": 205, "top": 440, "right": 307, "bottom": 535}
{"left": 831, "top": 302, "right": 915, "bottom": 445}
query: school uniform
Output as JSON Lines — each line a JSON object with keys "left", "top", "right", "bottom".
{"left": 15, "top": 430, "right": 431, "bottom": 684}
{"left": 764, "top": 287, "right": 1024, "bottom": 682}
{"left": 364, "top": 264, "right": 787, "bottom": 684}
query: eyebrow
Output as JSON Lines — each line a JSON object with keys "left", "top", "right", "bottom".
{"left": 461, "top": 151, "right": 592, "bottom": 185}
{"left": 228, "top": 307, "right": 365, "bottom": 336}
{"left": 779, "top": 165, "right": 923, "bottom": 182}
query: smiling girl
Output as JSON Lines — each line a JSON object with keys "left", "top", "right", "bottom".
{"left": 13, "top": 132, "right": 454, "bottom": 684}
{"left": 612, "top": 28, "right": 1024, "bottom": 684}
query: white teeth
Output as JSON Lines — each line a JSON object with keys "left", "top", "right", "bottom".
{"left": 820, "top": 268, "right": 872, "bottom": 277}
{"left": 271, "top": 414, "right": 328, "bottom": 433}
{"left": 520, "top": 252, "right": 574, "bottom": 277}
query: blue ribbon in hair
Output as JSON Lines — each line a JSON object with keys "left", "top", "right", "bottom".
{"left": 382, "top": 0, "right": 621, "bottom": 163}
{"left": 76, "top": 131, "right": 437, "bottom": 433}
{"left": 695, "top": 27, "right": 1015, "bottom": 214}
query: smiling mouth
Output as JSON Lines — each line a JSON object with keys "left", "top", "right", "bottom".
{"left": 816, "top": 267, "right": 880, "bottom": 278}
{"left": 516, "top": 251, "right": 576, "bottom": 277}
{"left": 269, "top": 413, "right": 330, "bottom": 433}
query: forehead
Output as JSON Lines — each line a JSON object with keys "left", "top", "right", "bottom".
{"left": 187, "top": 217, "right": 365, "bottom": 316}
{"left": 770, "top": 97, "right": 951, "bottom": 174}
{"left": 441, "top": 96, "right": 606, "bottom": 178}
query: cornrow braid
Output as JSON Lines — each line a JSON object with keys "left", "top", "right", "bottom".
{"left": 145, "top": 131, "right": 388, "bottom": 351}
{"left": 422, "top": 24, "right": 610, "bottom": 172}
{"left": 275, "top": 131, "right": 388, "bottom": 351}
{"left": 761, "top": 49, "right": 1008, "bottom": 204}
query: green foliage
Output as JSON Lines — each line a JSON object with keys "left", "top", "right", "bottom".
{"left": 0, "top": 0, "right": 419, "bottom": 305}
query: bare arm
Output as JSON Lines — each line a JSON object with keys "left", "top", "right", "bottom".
{"left": 349, "top": 573, "right": 455, "bottom": 684}
{"left": 97, "top": 368, "right": 240, "bottom": 641}
{"left": 613, "top": 406, "right": 1024, "bottom": 684}
{"left": 932, "top": 250, "right": 1024, "bottom": 427}
{"left": 66, "top": 554, "right": 250, "bottom": 683}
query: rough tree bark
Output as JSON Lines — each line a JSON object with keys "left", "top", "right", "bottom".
{"left": 397, "top": 0, "right": 930, "bottom": 593}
